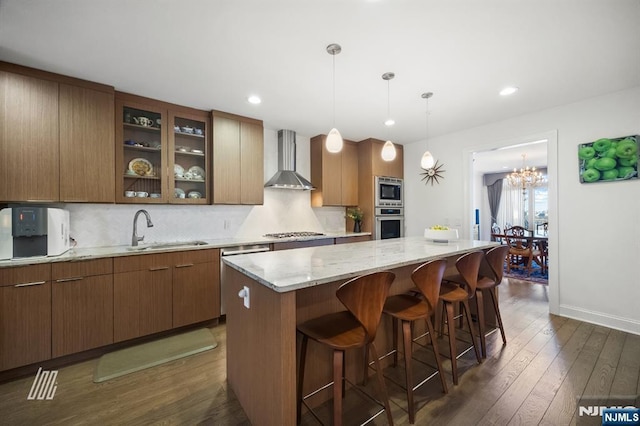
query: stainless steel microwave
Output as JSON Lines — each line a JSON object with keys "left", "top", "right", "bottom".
{"left": 375, "top": 176, "right": 403, "bottom": 207}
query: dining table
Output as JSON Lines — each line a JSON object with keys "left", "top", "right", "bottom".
{"left": 491, "top": 232, "right": 548, "bottom": 272}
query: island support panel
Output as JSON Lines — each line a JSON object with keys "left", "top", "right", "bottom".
{"left": 224, "top": 267, "right": 297, "bottom": 425}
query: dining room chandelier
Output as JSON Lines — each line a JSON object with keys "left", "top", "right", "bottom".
{"left": 507, "top": 153, "right": 545, "bottom": 193}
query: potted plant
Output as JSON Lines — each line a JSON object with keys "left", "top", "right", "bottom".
{"left": 346, "top": 207, "right": 364, "bottom": 233}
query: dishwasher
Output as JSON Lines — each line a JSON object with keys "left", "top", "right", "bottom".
{"left": 220, "top": 244, "right": 271, "bottom": 315}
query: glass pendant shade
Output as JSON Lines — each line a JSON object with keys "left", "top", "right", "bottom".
{"left": 326, "top": 128, "right": 344, "bottom": 153}
{"left": 381, "top": 140, "right": 396, "bottom": 161}
{"left": 420, "top": 151, "right": 435, "bottom": 169}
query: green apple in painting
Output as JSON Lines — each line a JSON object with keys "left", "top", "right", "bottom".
{"left": 618, "top": 156, "right": 638, "bottom": 167}
{"left": 592, "top": 138, "right": 612, "bottom": 152}
{"left": 594, "top": 157, "right": 617, "bottom": 171}
{"left": 578, "top": 146, "right": 596, "bottom": 160}
{"left": 617, "top": 166, "right": 636, "bottom": 179}
{"left": 616, "top": 139, "right": 638, "bottom": 159}
{"left": 601, "top": 169, "right": 619, "bottom": 180}
{"left": 582, "top": 168, "right": 600, "bottom": 182}
{"left": 586, "top": 158, "right": 598, "bottom": 169}
{"left": 603, "top": 147, "right": 617, "bottom": 159}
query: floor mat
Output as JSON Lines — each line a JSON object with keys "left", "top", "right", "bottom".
{"left": 94, "top": 328, "right": 217, "bottom": 383}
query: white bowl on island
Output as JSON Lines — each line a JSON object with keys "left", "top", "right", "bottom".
{"left": 424, "top": 227, "right": 459, "bottom": 243}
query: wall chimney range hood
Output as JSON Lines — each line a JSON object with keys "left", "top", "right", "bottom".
{"left": 264, "top": 130, "right": 315, "bottom": 190}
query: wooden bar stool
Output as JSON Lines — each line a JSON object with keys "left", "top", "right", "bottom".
{"left": 444, "top": 246, "right": 509, "bottom": 358}
{"left": 438, "top": 251, "right": 483, "bottom": 385}
{"left": 296, "top": 271, "right": 395, "bottom": 426}
{"left": 381, "top": 259, "right": 449, "bottom": 424}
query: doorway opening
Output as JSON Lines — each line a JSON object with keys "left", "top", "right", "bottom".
{"left": 462, "top": 130, "right": 559, "bottom": 314}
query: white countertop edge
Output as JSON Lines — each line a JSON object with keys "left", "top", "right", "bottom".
{"left": 222, "top": 238, "right": 500, "bottom": 293}
{"left": 0, "top": 232, "right": 371, "bottom": 268}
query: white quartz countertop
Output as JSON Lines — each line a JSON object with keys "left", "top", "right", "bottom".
{"left": 222, "top": 237, "right": 499, "bottom": 293}
{"left": 0, "top": 232, "right": 371, "bottom": 268}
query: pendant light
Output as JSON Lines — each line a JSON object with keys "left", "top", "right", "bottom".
{"left": 381, "top": 72, "right": 397, "bottom": 162}
{"left": 325, "top": 43, "right": 343, "bottom": 153}
{"left": 420, "top": 92, "right": 435, "bottom": 169}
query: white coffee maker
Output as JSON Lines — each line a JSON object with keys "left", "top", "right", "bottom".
{"left": 0, "top": 206, "right": 70, "bottom": 260}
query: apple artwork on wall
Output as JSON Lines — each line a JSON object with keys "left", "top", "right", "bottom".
{"left": 578, "top": 135, "right": 638, "bottom": 184}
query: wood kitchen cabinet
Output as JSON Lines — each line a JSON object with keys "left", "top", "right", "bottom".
{"left": 116, "top": 92, "right": 211, "bottom": 204}
{"left": 172, "top": 249, "right": 220, "bottom": 327}
{"left": 113, "top": 253, "right": 173, "bottom": 342}
{"left": 0, "top": 69, "right": 59, "bottom": 202}
{"left": 310, "top": 135, "right": 359, "bottom": 207}
{"left": 212, "top": 110, "right": 264, "bottom": 205}
{"left": 59, "top": 84, "right": 115, "bottom": 202}
{"left": 360, "top": 138, "right": 404, "bottom": 179}
{"left": 51, "top": 259, "right": 113, "bottom": 357}
{"left": 357, "top": 138, "right": 404, "bottom": 238}
{"left": 0, "top": 62, "right": 116, "bottom": 203}
{"left": 113, "top": 249, "right": 220, "bottom": 342}
{"left": 0, "top": 264, "right": 51, "bottom": 371}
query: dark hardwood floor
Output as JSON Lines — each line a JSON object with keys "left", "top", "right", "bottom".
{"left": 1, "top": 278, "right": 638, "bottom": 425}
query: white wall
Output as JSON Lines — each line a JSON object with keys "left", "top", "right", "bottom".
{"left": 404, "top": 86, "right": 640, "bottom": 335}
{"left": 65, "top": 129, "right": 345, "bottom": 248}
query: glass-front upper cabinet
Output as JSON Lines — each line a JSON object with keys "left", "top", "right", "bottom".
{"left": 169, "top": 111, "right": 209, "bottom": 204}
{"left": 115, "top": 93, "right": 210, "bottom": 204}
{"left": 115, "top": 98, "right": 167, "bottom": 203}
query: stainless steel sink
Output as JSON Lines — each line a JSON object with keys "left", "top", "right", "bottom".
{"left": 127, "top": 241, "right": 208, "bottom": 251}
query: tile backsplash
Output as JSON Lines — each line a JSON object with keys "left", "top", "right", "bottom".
{"left": 64, "top": 189, "right": 345, "bottom": 248}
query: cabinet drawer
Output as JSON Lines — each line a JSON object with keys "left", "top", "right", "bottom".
{"left": 52, "top": 258, "right": 113, "bottom": 280}
{"left": 0, "top": 264, "right": 51, "bottom": 287}
{"left": 172, "top": 249, "right": 219, "bottom": 266}
{"left": 114, "top": 253, "right": 171, "bottom": 273}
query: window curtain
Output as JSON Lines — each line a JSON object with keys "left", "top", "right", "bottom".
{"left": 487, "top": 179, "right": 503, "bottom": 228}
{"left": 497, "top": 179, "right": 524, "bottom": 230}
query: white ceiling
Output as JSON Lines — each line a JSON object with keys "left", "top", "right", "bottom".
{"left": 1, "top": 0, "right": 638, "bottom": 146}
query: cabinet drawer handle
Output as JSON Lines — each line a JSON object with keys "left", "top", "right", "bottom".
{"left": 14, "top": 281, "right": 46, "bottom": 288}
{"left": 149, "top": 266, "right": 169, "bottom": 271}
{"left": 56, "top": 277, "right": 84, "bottom": 283}
{"left": 175, "top": 263, "right": 194, "bottom": 268}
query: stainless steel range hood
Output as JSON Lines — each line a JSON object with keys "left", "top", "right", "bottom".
{"left": 264, "top": 130, "right": 315, "bottom": 190}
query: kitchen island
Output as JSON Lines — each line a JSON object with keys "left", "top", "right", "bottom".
{"left": 222, "top": 236, "right": 499, "bottom": 425}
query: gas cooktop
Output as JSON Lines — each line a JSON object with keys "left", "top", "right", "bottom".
{"left": 263, "top": 231, "right": 326, "bottom": 239}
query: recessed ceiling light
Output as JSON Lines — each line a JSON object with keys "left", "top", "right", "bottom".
{"left": 384, "top": 119, "right": 395, "bottom": 126}
{"left": 499, "top": 87, "right": 519, "bottom": 96}
{"left": 247, "top": 95, "right": 261, "bottom": 104}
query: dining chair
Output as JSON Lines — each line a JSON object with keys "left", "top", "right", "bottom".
{"left": 504, "top": 226, "right": 540, "bottom": 276}
{"left": 491, "top": 223, "right": 503, "bottom": 244}
{"left": 297, "top": 271, "right": 395, "bottom": 426}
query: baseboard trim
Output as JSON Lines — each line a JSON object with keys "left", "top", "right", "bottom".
{"left": 559, "top": 304, "right": 640, "bottom": 335}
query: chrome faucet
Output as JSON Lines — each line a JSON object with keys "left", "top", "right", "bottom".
{"left": 132, "top": 209, "right": 154, "bottom": 246}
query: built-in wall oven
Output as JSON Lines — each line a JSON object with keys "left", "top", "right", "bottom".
{"left": 375, "top": 176, "right": 403, "bottom": 207}
{"left": 375, "top": 207, "right": 404, "bottom": 239}
{"left": 220, "top": 244, "right": 271, "bottom": 315}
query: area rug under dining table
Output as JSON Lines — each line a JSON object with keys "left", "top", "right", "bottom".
{"left": 503, "top": 262, "right": 548, "bottom": 284}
